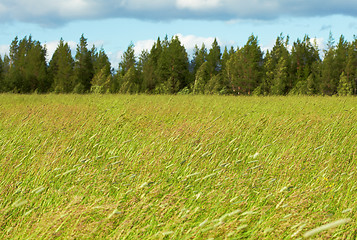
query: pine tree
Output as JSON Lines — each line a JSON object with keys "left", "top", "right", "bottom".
{"left": 49, "top": 38, "right": 74, "bottom": 93}
{"left": 116, "top": 43, "right": 138, "bottom": 93}
{"left": 345, "top": 38, "right": 357, "bottom": 94}
{"left": 73, "top": 34, "right": 94, "bottom": 93}
{"left": 156, "top": 36, "right": 189, "bottom": 93}
{"left": 290, "top": 35, "right": 320, "bottom": 94}
{"left": 320, "top": 40, "right": 335, "bottom": 95}
{"left": 226, "top": 47, "right": 246, "bottom": 94}
{"left": 6, "top": 36, "right": 48, "bottom": 93}
{"left": 26, "top": 40, "right": 49, "bottom": 92}
{"left": 205, "top": 74, "right": 223, "bottom": 94}
{"left": 193, "top": 62, "right": 209, "bottom": 94}
{"left": 206, "top": 38, "right": 221, "bottom": 77}
{"left": 320, "top": 34, "right": 349, "bottom": 95}
{"left": 0, "top": 55, "right": 3, "bottom": 92}
{"left": 261, "top": 51, "right": 274, "bottom": 95}
{"left": 192, "top": 43, "right": 207, "bottom": 75}
{"left": 271, "top": 57, "right": 288, "bottom": 95}
{"left": 137, "top": 50, "right": 149, "bottom": 92}
{"left": 91, "top": 48, "right": 112, "bottom": 93}
{"left": 220, "top": 46, "right": 233, "bottom": 94}
{"left": 2, "top": 55, "right": 11, "bottom": 92}
{"left": 240, "top": 34, "right": 263, "bottom": 94}
{"left": 269, "top": 34, "right": 291, "bottom": 94}
{"left": 142, "top": 38, "right": 162, "bottom": 93}
{"left": 337, "top": 72, "right": 353, "bottom": 96}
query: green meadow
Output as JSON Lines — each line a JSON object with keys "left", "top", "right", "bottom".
{"left": 0, "top": 94, "right": 356, "bottom": 239}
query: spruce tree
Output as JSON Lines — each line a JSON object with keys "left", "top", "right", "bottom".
{"left": 73, "top": 34, "right": 94, "bottom": 93}
{"left": 290, "top": 35, "right": 320, "bottom": 94}
{"left": 137, "top": 50, "right": 149, "bottom": 92}
{"left": 240, "top": 34, "right": 263, "bottom": 94}
{"left": 337, "top": 72, "right": 353, "bottom": 95}
{"left": 320, "top": 35, "right": 336, "bottom": 95}
{"left": 6, "top": 36, "right": 48, "bottom": 93}
{"left": 226, "top": 48, "right": 244, "bottom": 94}
{"left": 142, "top": 38, "right": 162, "bottom": 93}
{"left": 156, "top": 36, "right": 189, "bottom": 93}
{"left": 193, "top": 62, "right": 209, "bottom": 94}
{"left": 116, "top": 43, "right": 138, "bottom": 93}
{"left": 192, "top": 43, "right": 207, "bottom": 76}
{"left": 345, "top": 38, "right": 357, "bottom": 94}
{"left": 2, "top": 55, "right": 11, "bottom": 92}
{"left": 91, "top": 48, "right": 112, "bottom": 93}
{"left": 0, "top": 55, "right": 3, "bottom": 92}
{"left": 49, "top": 38, "right": 74, "bottom": 93}
{"left": 271, "top": 57, "right": 288, "bottom": 95}
{"left": 206, "top": 38, "right": 221, "bottom": 77}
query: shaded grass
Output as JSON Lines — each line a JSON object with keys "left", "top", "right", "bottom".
{"left": 0, "top": 94, "right": 356, "bottom": 239}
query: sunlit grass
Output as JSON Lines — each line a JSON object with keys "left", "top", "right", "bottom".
{"left": 0, "top": 94, "right": 356, "bottom": 239}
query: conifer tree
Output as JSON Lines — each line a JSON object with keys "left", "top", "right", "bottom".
{"left": 193, "top": 62, "right": 209, "bottom": 94}
{"left": 345, "top": 38, "right": 357, "bottom": 94}
{"left": 271, "top": 57, "right": 288, "bottom": 95}
{"left": 0, "top": 56, "right": 3, "bottom": 91}
{"left": 116, "top": 43, "right": 138, "bottom": 93}
{"left": 239, "top": 34, "right": 263, "bottom": 94}
{"left": 142, "top": 38, "right": 162, "bottom": 93}
{"left": 219, "top": 46, "right": 233, "bottom": 94}
{"left": 290, "top": 35, "right": 320, "bottom": 94}
{"left": 156, "top": 36, "right": 189, "bottom": 93}
{"left": 91, "top": 48, "right": 112, "bottom": 93}
{"left": 206, "top": 38, "right": 221, "bottom": 77}
{"left": 320, "top": 34, "right": 336, "bottom": 95}
{"left": 73, "top": 34, "right": 94, "bottom": 93}
{"left": 337, "top": 72, "right": 353, "bottom": 95}
{"left": 49, "top": 38, "right": 74, "bottom": 93}
{"left": 192, "top": 43, "right": 207, "bottom": 75}
{"left": 6, "top": 36, "right": 48, "bottom": 93}
{"left": 1, "top": 55, "right": 10, "bottom": 92}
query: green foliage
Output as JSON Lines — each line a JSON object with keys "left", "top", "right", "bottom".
{"left": 2, "top": 33, "right": 357, "bottom": 95}
{"left": 155, "top": 36, "right": 189, "bottom": 94}
{"left": 271, "top": 57, "right": 288, "bottom": 95}
{"left": 5, "top": 36, "right": 49, "bottom": 93}
{"left": 49, "top": 39, "right": 74, "bottom": 93}
{"left": 206, "top": 38, "right": 221, "bottom": 76}
{"left": 337, "top": 72, "right": 353, "bottom": 96}
{"left": 0, "top": 56, "right": 3, "bottom": 91}
{"left": 192, "top": 43, "right": 207, "bottom": 76}
{"left": 73, "top": 34, "right": 94, "bottom": 93}
{"left": 290, "top": 35, "right": 320, "bottom": 92}
{"left": 193, "top": 62, "right": 209, "bottom": 94}
{"left": 91, "top": 67, "right": 112, "bottom": 93}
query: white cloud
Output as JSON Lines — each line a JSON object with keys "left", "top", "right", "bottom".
{"left": 130, "top": 34, "right": 224, "bottom": 60}
{"left": 133, "top": 39, "right": 156, "bottom": 55}
{"left": 108, "top": 50, "right": 124, "bottom": 68}
{"left": 0, "top": 45, "right": 9, "bottom": 57}
{"left": 1, "top": 0, "right": 357, "bottom": 26}
{"left": 42, "top": 40, "right": 77, "bottom": 62}
{"left": 174, "top": 33, "right": 220, "bottom": 51}
{"left": 310, "top": 37, "right": 325, "bottom": 50}
{"left": 0, "top": 3, "right": 7, "bottom": 14}
{"left": 176, "top": 0, "right": 221, "bottom": 10}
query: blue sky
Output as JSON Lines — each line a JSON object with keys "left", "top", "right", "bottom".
{"left": 1, "top": 0, "right": 357, "bottom": 67}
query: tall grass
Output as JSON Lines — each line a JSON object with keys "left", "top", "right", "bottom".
{"left": 0, "top": 94, "right": 356, "bottom": 239}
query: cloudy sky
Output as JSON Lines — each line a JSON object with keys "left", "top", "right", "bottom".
{"left": 1, "top": 0, "right": 357, "bottom": 67}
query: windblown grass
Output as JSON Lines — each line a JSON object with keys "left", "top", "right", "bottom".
{"left": 0, "top": 94, "right": 356, "bottom": 239}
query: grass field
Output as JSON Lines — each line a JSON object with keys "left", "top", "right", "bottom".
{"left": 0, "top": 94, "right": 356, "bottom": 239}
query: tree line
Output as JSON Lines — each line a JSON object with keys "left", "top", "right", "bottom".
{"left": 0, "top": 33, "right": 356, "bottom": 95}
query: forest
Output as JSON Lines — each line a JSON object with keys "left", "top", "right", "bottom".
{"left": 0, "top": 33, "right": 356, "bottom": 95}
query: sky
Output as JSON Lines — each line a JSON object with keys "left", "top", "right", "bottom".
{"left": 1, "top": 0, "right": 357, "bottom": 67}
